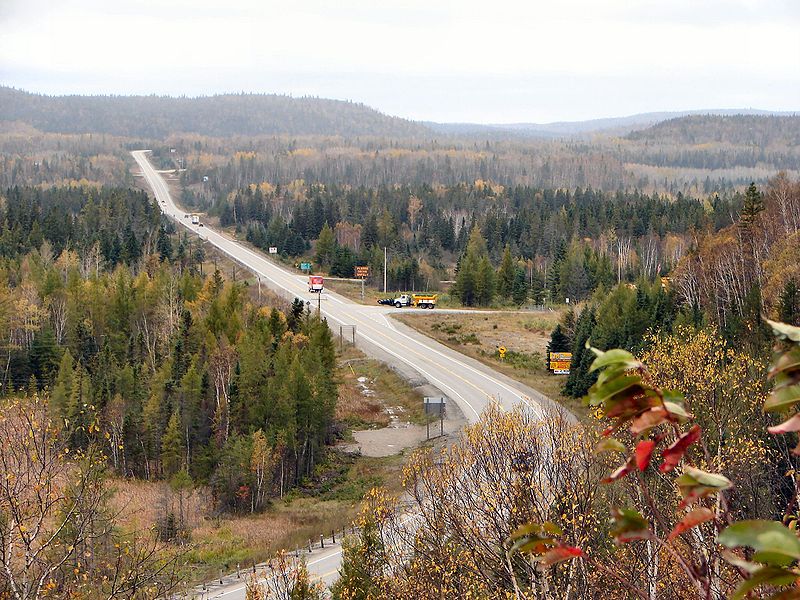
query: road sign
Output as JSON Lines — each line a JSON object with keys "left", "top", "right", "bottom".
{"left": 269, "top": 247, "right": 278, "bottom": 254}
{"left": 424, "top": 396, "right": 446, "bottom": 413}
{"left": 549, "top": 352, "right": 572, "bottom": 375}
{"left": 300, "top": 262, "right": 312, "bottom": 271}
{"left": 498, "top": 345, "right": 507, "bottom": 359}
{"left": 354, "top": 265, "right": 370, "bottom": 278}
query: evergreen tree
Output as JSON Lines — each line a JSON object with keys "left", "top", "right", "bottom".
{"left": 453, "top": 226, "right": 491, "bottom": 307}
{"left": 547, "top": 325, "right": 571, "bottom": 355}
{"left": 497, "top": 245, "right": 515, "bottom": 300}
{"left": 779, "top": 279, "right": 799, "bottom": 326}
{"left": 315, "top": 222, "right": 336, "bottom": 267}
{"left": 739, "top": 182, "right": 765, "bottom": 230}
{"left": 511, "top": 267, "right": 528, "bottom": 306}
{"left": 476, "top": 255, "right": 496, "bottom": 306}
{"left": 161, "top": 410, "right": 184, "bottom": 477}
{"left": 564, "top": 306, "right": 597, "bottom": 397}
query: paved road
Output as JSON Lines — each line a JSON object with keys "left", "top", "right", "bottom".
{"left": 132, "top": 150, "right": 555, "bottom": 598}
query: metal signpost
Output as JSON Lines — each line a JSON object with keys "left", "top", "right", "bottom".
{"left": 354, "top": 265, "right": 370, "bottom": 301}
{"left": 300, "top": 262, "right": 312, "bottom": 273}
{"left": 424, "top": 396, "right": 446, "bottom": 439}
{"left": 268, "top": 247, "right": 278, "bottom": 254}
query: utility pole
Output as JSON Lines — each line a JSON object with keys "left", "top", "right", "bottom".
{"left": 383, "top": 247, "right": 387, "bottom": 293}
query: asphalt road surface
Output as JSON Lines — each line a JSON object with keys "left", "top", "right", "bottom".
{"left": 132, "top": 150, "right": 556, "bottom": 598}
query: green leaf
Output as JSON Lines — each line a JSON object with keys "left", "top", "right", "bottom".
{"left": 764, "top": 385, "right": 800, "bottom": 413}
{"left": 676, "top": 466, "right": 732, "bottom": 508}
{"left": 768, "top": 347, "right": 800, "bottom": 380}
{"left": 507, "top": 522, "right": 562, "bottom": 557}
{"left": 730, "top": 565, "right": 800, "bottom": 600}
{"left": 718, "top": 520, "right": 800, "bottom": 567}
{"left": 588, "top": 347, "right": 642, "bottom": 373}
{"left": 595, "top": 438, "right": 627, "bottom": 454}
{"left": 610, "top": 507, "right": 651, "bottom": 543}
{"left": 663, "top": 400, "right": 692, "bottom": 421}
{"left": 765, "top": 319, "right": 800, "bottom": 343}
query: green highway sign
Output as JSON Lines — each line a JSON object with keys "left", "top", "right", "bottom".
{"left": 300, "top": 262, "right": 312, "bottom": 271}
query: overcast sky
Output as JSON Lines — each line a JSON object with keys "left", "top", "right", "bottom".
{"left": 1, "top": 0, "right": 798, "bottom": 123}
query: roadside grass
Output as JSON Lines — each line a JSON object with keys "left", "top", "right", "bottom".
{"left": 394, "top": 311, "right": 588, "bottom": 418}
{"left": 110, "top": 451, "right": 406, "bottom": 586}
{"left": 336, "top": 351, "right": 427, "bottom": 427}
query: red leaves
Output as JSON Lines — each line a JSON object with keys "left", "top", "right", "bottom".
{"left": 660, "top": 425, "right": 701, "bottom": 473}
{"left": 767, "top": 413, "right": 800, "bottom": 435}
{"left": 635, "top": 439, "right": 656, "bottom": 471}
{"left": 630, "top": 406, "right": 668, "bottom": 435}
{"left": 601, "top": 455, "right": 636, "bottom": 484}
{"left": 541, "top": 546, "right": 584, "bottom": 566}
{"left": 668, "top": 507, "right": 715, "bottom": 541}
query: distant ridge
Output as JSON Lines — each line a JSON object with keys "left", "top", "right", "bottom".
{"left": 426, "top": 109, "right": 798, "bottom": 139}
{"left": 1, "top": 86, "right": 796, "bottom": 142}
{"left": 0, "top": 87, "right": 431, "bottom": 139}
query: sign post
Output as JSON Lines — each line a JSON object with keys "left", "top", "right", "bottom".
{"left": 354, "top": 265, "right": 370, "bottom": 301}
{"left": 300, "top": 262, "right": 312, "bottom": 273}
{"left": 424, "top": 397, "right": 446, "bottom": 439}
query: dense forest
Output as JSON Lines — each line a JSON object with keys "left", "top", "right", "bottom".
{"left": 2, "top": 86, "right": 799, "bottom": 196}
{"left": 550, "top": 173, "right": 800, "bottom": 401}
{"left": 0, "top": 87, "right": 429, "bottom": 138}
{"left": 189, "top": 176, "right": 741, "bottom": 303}
{"left": 0, "top": 185, "right": 338, "bottom": 512}
{"left": 327, "top": 180, "right": 800, "bottom": 600}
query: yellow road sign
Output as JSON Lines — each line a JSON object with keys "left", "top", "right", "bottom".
{"left": 498, "top": 345, "right": 507, "bottom": 358}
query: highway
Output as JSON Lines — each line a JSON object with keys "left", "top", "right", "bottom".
{"left": 132, "top": 150, "right": 555, "bottom": 598}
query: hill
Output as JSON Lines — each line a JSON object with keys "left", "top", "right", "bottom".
{"left": 0, "top": 87, "right": 432, "bottom": 139}
{"left": 626, "top": 113, "right": 800, "bottom": 146}
{"left": 427, "top": 109, "right": 797, "bottom": 139}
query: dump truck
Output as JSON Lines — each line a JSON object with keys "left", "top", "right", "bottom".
{"left": 308, "top": 276, "right": 324, "bottom": 293}
{"left": 378, "top": 293, "right": 437, "bottom": 309}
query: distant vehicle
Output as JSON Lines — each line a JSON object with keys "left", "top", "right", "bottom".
{"left": 198, "top": 223, "right": 204, "bottom": 227}
{"left": 184, "top": 214, "right": 189, "bottom": 218}
{"left": 308, "top": 276, "right": 324, "bottom": 293}
{"left": 191, "top": 214, "right": 200, "bottom": 225}
{"left": 378, "top": 293, "right": 437, "bottom": 309}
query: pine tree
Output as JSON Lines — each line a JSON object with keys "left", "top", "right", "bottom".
{"left": 51, "top": 349, "right": 75, "bottom": 421}
{"left": 779, "top": 279, "right": 799, "bottom": 325}
{"left": 476, "top": 255, "right": 496, "bottom": 306}
{"left": 453, "top": 226, "right": 491, "bottom": 307}
{"left": 547, "top": 325, "right": 571, "bottom": 355}
{"left": 564, "top": 306, "right": 597, "bottom": 397}
{"left": 497, "top": 245, "right": 515, "bottom": 300}
{"left": 511, "top": 267, "right": 528, "bottom": 306}
{"left": 739, "top": 182, "right": 765, "bottom": 230}
{"left": 161, "top": 410, "right": 184, "bottom": 478}
{"left": 315, "top": 222, "right": 336, "bottom": 267}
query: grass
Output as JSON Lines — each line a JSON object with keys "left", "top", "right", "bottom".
{"left": 336, "top": 352, "right": 427, "bottom": 428}
{"left": 394, "top": 311, "right": 589, "bottom": 418}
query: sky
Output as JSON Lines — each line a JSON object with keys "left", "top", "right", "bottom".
{"left": 1, "top": 0, "right": 798, "bottom": 123}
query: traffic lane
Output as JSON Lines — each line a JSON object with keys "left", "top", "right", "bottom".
{"left": 200, "top": 546, "right": 345, "bottom": 600}
{"left": 133, "top": 151, "right": 541, "bottom": 421}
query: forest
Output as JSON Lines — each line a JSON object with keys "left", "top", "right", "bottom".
{"left": 0, "top": 185, "right": 343, "bottom": 597}
{"left": 326, "top": 177, "right": 800, "bottom": 599}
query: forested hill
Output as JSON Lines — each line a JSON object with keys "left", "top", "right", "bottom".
{"left": 627, "top": 114, "right": 800, "bottom": 146}
{"left": 0, "top": 87, "right": 431, "bottom": 138}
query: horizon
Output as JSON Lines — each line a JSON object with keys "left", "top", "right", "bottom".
{"left": 1, "top": 0, "right": 798, "bottom": 123}
{"left": 2, "top": 85, "right": 796, "bottom": 127}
